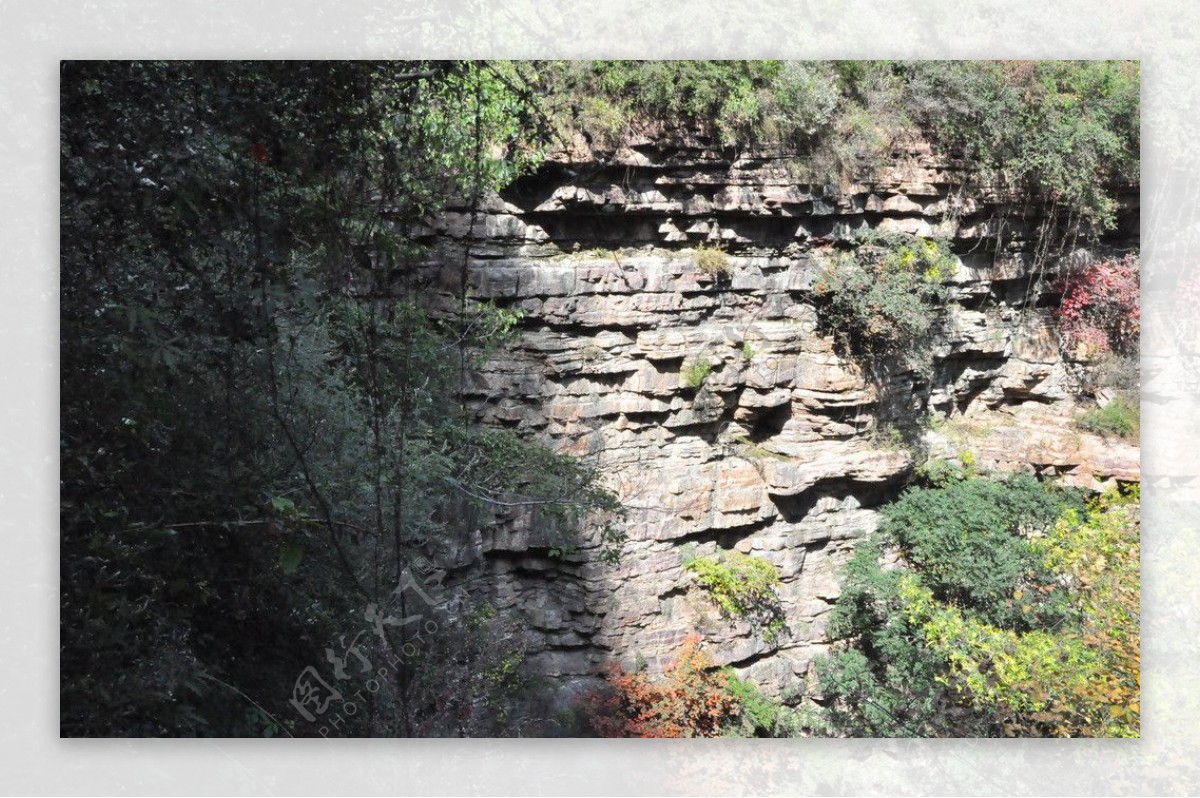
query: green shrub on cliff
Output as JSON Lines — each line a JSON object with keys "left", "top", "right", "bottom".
{"left": 1078, "top": 394, "right": 1140, "bottom": 441}
{"left": 813, "top": 231, "right": 953, "bottom": 362}
{"left": 721, "top": 670, "right": 798, "bottom": 737}
{"left": 681, "top": 359, "right": 713, "bottom": 388}
{"left": 902, "top": 60, "right": 1139, "bottom": 231}
{"left": 685, "top": 550, "right": 787, "bottom": 642}
{"left": 815, "top": 475, "right": 1142, "bottom": 738}
{"left": 526, "top": 60, "right": 1138, "bottom": 235}
{"left": 531, "top": 60, "right": 841, "bottom": 148}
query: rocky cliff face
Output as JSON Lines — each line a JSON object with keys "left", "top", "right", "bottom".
{"left": 424, "top": 135, "right": 1139, "bottom": 711}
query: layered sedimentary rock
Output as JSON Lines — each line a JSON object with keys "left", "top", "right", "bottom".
{"left": 423, "top": 135, "right": 1139, "bottom": 706}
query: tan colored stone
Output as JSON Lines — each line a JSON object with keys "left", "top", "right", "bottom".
{"left": 425, "top": 137, "right": 1137, "bottom": 705}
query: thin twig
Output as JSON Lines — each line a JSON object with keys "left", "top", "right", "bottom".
{"left": 197, "top": 671, "right": 295, "bottom": 738}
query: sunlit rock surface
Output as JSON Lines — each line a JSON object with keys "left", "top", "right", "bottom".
{"left": 421, "top": 137, "right": 1139, "bottom": 707}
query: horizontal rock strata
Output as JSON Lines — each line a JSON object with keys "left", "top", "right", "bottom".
{"left": 419, "top": 138, "right": 1139, "bottom": 706}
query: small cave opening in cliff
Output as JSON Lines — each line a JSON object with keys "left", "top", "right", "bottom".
{"left": 747, "top": 402, "right": 792, "bottom": 443}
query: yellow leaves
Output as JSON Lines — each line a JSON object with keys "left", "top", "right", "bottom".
{"left": 901, "top": 488, "right": 1140, "bottom": 736}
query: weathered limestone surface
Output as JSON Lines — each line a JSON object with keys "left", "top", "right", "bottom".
{"left": 423, "top": 139, "right": 1139, "bottom": 705}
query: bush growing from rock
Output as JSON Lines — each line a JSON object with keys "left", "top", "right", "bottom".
{"left": 1078, "top": 394, "right": 1139, "bottom": 441}
{"left": 584, "top": 635, "right": 740, "bottom": 737}
{"left": 694, "top": 243, "right": 731, "bottom": 277}
{"left": 685, "top": 550, "right": 786, "bottom": 642}
{"left": 1056, "top": 253, "right": 1140, "bottom": 359}
{"left": 816, "top": 475, "right": 1140, "bottom": 738}
{"left": 681, "top": 359, "right": 714, "bottom": 388}
{"left": 813, "top": 231, "right": 953, "bottom": 363}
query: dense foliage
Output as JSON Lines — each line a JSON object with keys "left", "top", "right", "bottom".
{"left": 817, "top": 475, "right": 1138, "bottom": 737}
{"left": 1054, "top": 252, "right": 1140, "bottom": 439}
{"left": 530, "top": 60, "right": 841, "bottom": 150}
{"left": 898, "top": 486, "right": 1140, "bottom": 737}
{"left": 813, "top": 230, "right": 954, "bottom": 363}
{"left": 530, "top": 60, "right": 1138, "bottom": 233}
{"left": 905, "top": 60, "right": 1139, "bottom": 231}
{"left": 60, "top": 60, "right": 1139, "bottom": 739}
{"left": 1056, "top": 253, "right": 1141, "bottom": 358}
{"left": 60, "top": 61, "right": 620, "bottom": 737}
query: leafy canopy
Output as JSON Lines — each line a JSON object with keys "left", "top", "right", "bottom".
{"left": 902, "top": 486, "right": 1140, "bottom": 737}
{"left": 814, "top": 474, "right": 1137, "bottom": 738}
{"left": 527, "top": 60, "right": 1138, "bottom": 235}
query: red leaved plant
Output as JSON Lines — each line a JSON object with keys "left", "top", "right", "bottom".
{"left": 584, "top": 634, "right": 740, "bottom": 737}
{"left": 1055, "top": 254, "right": 1140, "bottom": 358}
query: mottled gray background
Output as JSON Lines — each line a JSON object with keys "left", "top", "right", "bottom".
{"left": 3, "top": 1, "right": 1194, "bottom": 794}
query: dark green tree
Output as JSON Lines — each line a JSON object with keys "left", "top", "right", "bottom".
{"left": 816, "top": 474, "right": 1084, "bottom": 737}
{"left": 60, "top": 60, "right": 619, "bottom": 737}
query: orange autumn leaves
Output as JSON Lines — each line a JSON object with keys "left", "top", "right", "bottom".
{"left": 585, "top": 635, "right": 740, "bottom": 738}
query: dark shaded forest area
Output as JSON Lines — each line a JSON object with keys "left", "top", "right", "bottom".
{"left": 60, "top": 61, "right": 622, "bottom": 736}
